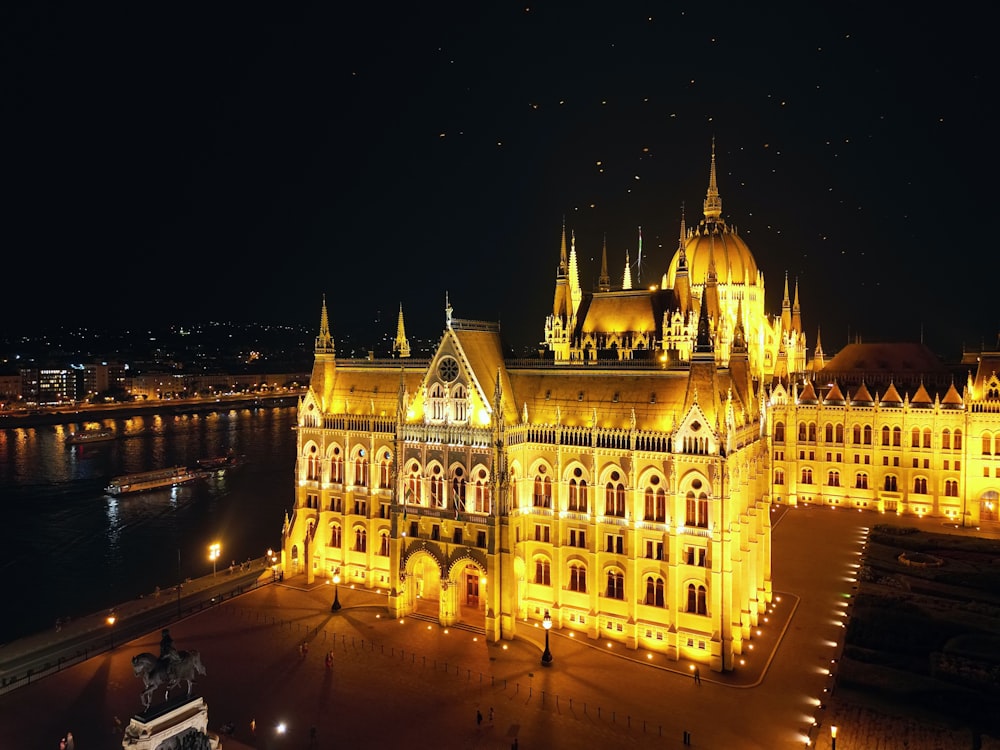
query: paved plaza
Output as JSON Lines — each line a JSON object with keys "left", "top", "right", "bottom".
{"left": 1, "top": 506, "right": 996, "bottom": 750}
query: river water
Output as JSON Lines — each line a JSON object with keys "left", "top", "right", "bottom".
{"left": 0, "top": 405, "right": 297, "bottom": 645}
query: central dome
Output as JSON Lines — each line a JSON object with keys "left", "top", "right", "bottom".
{"left": 666, "top": 219, "right": 758, "bottom": 287}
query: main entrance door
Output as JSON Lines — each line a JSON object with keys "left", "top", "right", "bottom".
{"left": 466, "top": 571, "right": 479, "bottom": 607}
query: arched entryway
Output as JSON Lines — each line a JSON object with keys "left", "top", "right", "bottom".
{"left": 448, "top": 559, "right": 487, "bottom": 629}
{"left": 981, "top": 490, "right": 998, "bottom": 522}
{"left": 405, "top": 551, "right": 443, "bottom": 618}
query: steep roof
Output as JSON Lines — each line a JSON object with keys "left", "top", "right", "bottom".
{"left": 823, "top": 342, "right": 947, "bottom": 375}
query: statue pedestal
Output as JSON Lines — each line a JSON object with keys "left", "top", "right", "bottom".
{"left": 123, "top": 695, "right": 217, "bottom": 749}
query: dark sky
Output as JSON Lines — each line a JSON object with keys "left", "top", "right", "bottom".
{"left": 4, "top": 4, "right": 995, "bottom": 358}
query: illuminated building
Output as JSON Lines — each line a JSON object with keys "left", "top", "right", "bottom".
{"left": 769, "top": 342, "right": 1000, "bottom": 524}
{"left": 282, "top": 145, "right": 775, "bottom": 672}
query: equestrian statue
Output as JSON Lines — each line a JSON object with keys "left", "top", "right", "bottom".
{"left": 131, "top": 629, "right": 207, "bottom": 710}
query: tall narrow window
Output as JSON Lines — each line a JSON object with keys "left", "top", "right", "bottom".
{"left": 606, "top": 570, "right": 624, "bottom": 600}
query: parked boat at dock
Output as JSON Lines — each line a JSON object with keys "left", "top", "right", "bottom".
{"left": 67, "top": 427, "right": 116, "bottom": 445}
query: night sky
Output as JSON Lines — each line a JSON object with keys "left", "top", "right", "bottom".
{"left": 4, "top": 4, "right": 994, "bottom": 358}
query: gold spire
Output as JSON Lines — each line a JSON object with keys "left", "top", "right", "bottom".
{"left": 392, "top": 303, "right": 411, "bottom": 358}
{"left": 703, "top": 137, "right": 722, "bottom": 220}
{"left": 315, "top": 294, "right": 334, "bottom": 354}
{"left": 598, "top": 233, "right": 610, "bottom": 291}
{"left": 622, "top": 249, "right": 633, "bottom": 290}
{"left": 559, "top": 216, "right": 568, "bottom": 276}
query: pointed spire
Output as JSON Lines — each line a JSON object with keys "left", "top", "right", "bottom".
{"left": 392, "top": 303, "right": 411, "bottom": 358}
{"left": 732, "top": 297, "right": 747, "bottom": 352}
{"left": 792, "top": 277, "right": 802, "bottom": 333}
{"left": 559, "top": 216, "right": 568, "bottom": 276}
{"left": 622, "top": 249, "right": 633, "bottom": 289}
{"left": 445, "top": 292, "right": 453, "bottom": 327}
{"left": 694, "top": 295, "right": 713, "bottom": 354}
{"left": 569, "top": 229, "right": 582, "bottom": 313}
{"left": 781, "top": 271, "right": 792, "bottom": 333}
{"left": 703, "top": 137, "right": 723, "bottom": 221}
{"left": 598, "top": 233, "right": 611, "bottom": 291}
{"left": 315, "top": 294, "right": 335, "bottom": 354}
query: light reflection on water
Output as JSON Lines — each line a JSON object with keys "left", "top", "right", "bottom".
{"left": 0, "top": 406, "right": 296, "bottom": 644}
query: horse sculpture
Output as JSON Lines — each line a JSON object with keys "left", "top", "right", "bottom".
{"left": 132, "top": 650, "right": 206, "bottom": 709}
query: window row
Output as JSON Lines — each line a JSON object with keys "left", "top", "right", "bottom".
{"left": 326, "top": 526, "right": 391, "bottom": 556}
{"left": 531, "top": 560, "right": 707, "bottom": 613}
{"left": 774, "top": 423, "right": 963, "bottom": 450}
{"left": 775, "top": 469, "right": 959, "bottom": 495}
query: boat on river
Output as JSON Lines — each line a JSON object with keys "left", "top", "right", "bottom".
{"left": 196, "top": 450, "right": 243, "bottom": 471}
{"left": 67, "top": 427, "right": 116, "bottom": 445}
{"left": 105, "top": 466, "right": 202, "bottom": 496}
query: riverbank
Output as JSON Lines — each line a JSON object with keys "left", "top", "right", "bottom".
{"left": 0, "top": 391, "right": 304, "bottom": 429}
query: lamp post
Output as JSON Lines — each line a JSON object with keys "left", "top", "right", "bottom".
{"left": 541, "top": 609, "right": 553, "bottom": 666}
{"left": 209, "top": 542, "right": 221, "bottom": 577}
{"left": 331, "top": 568, "right": 342, "bottom": 612}
{"left": 830, "top": 725, "right": 837, "bottom": 750}
{"left": 106, "top": 613, "right": 117, "bottom": 649}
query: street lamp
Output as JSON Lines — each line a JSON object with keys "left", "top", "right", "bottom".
{"left": 106, "top": 613, "right": 117, "bottom": 649}
{"left": 541, "top": 609, "right": 553, "bottom": 666}
{"left": 209, "top": 542, "right": 221, "bottom": 577}
{"left": 331, "top": 568, "right": 342, "bottom": 611}
{"left": 830, "top": 725, "right": 837, "bottom": 750}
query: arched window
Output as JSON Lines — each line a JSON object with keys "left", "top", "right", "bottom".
{"left": 306, "top": 447, "right": 320, "bottom": 481}
{"left": 406, "top": 462, "right": 422, "bottom": 504}
{"left": 798, "top": 423, "right": 807, "bottom": 441}
{"left": 853, "top": 425, "right": 862, "bottom": 445}
{"left": 534, "top": 473, "right": 552, "bottom": 508}
{"left": 452, "top": 384, "right": 468, "bottom": 423}
{"left": 923, "top": 429, "right": 932, "bottom": 449}
{"left": 568, "top": 470, "right": 589, "bottom": 512}
{"left": 824, "top": 423, "right": 834, "bottom": 442}
{"left": 983, "top": 433, "right": 993, "bottom": 456}
{"left": 801, "top": 468, "right": 813, "bottom": 484}
{"left": 534, "top": 558, "right": 551, "bottom": 585}
{"left": 774, "top": 422, "right": 785, "bottom": 443}
{"left": 808, "top": 423, "right": 817, "bottom": 441}
{"left": 774, "top": 469, "right": 785, "bottom": 485}
{"left": 645, "top": 576, "right": 665, "bottom": 607}
{"left": 884, "top": 475, "right": 898, "bottom": 492}
{"left": 855, "top": 473, "right": 868, "bottom": 489}
{"left": 452, "top": 468, "right": 466, "bottom": 512}
{"left": 378, "top": 451, "right": 392, "bottom": 489}
{"left": 606, "top": 570, "right": 624, "bottom": 600}
{"left": 827, "top": 470, "right": 840, "bottom": 487}
{"left": 863, "top": 425, "right": 872, "bottom": 445}
{"left": 954, "top": 430, "right": 963, "bottom": 450}
{"left": 685, "top": 491, "right": 709, "bottom": 527}
{"left": 354, "top": 528, "right": 367, "bottom": 552}
{"left": 474, "top": 468, "right": 491, "bottom": 513}
{"left": 881, "top": 426, "right": 890, "bottom": 446}
{"left": 429, "top": 383, "right": 446, "bottom": 421}
{"left": 378, "top": 531, "right": 390, "bottom": 556}
{"left": 892, "top": 427, "right": 901, "bottom": 447}
{"left": 329, "top": 524, "right": 341, "bottom": 548}
{"left": 945, "top": 479, "right": 958, "bottom": 497}
{"left": 569, "top": 563, "right": 587, "bottom": 592}
{"left": 942, "top": 429, "right": 951, "bottom": 450}
{"left": 687, "top": 583, "right": 707, "bottom": 614}
{"left": 911, "top": 428, "right": 920, "bottom": 448}
{"left": 429, "top": 465, "right": 444, "bottom": 507}
{"left": 835, "top": 424, "right": 844, "bottom": 443}
{"left": 644, "top": 484, "right": 666, "bottom": 522}
{"left": 605, "top": 471, "right": 625, "bottom": 517}
{"left": 995, "top": 435, "right": 1000, "bottom": 456}
{"left": 330, "top": 446, "right": 344, "bottom": 484}
{"left": 354, "top": 453, "right": 368, "bottom": 487}
{"left": 914, "top": 477, "right": 927, "bottom": 494}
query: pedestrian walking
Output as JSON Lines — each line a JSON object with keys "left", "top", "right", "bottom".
{"left": 250, "top": 718, "right": 256, "bottom": 735}
{"left": 476, "top": 709, "right": 483, "bottom": 726}
{"left": 112, "top": 716, "right": 123, "bottom": 735}
{"left": 511, "top": 738, "right": 518, "bottom": 750}
{"left": 58, "top": 738, "right": 66, "bottom": 750}
{"left": 325, "top": 651, "right": 333, "bottom": 669}
{"left": 65, "top": 732, "right": 75, "bottom": 750}
{"left": 694, "top": 666, "right": 701, "bottom": 684}
{"left": 489, "top": 706, "right": 494, "bottom": 724}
